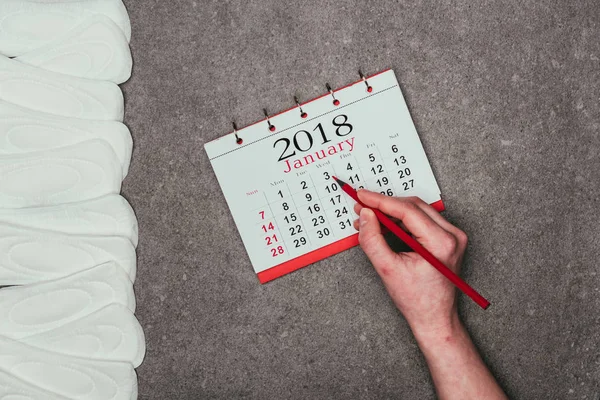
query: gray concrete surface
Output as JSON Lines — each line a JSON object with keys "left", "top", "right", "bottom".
{"left": 121, "top": 1, "right": 600, "bottom": 398}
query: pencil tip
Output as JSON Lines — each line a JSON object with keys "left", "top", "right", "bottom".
{"left": 332, "top": 176, "right": 347, "bottom": 186}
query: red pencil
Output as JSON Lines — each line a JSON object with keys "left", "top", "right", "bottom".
{"left": 333, "top": 176, "right": 490, "bottom": 310}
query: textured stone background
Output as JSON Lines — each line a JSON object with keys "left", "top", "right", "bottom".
{"left": 121, "top": 1, "right": 600, "bottom": 398}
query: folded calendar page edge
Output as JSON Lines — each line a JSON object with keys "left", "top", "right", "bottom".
{"left": 257, "top": 199, "right": 445, "bottom": 283}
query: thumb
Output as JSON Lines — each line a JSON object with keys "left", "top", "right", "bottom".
{"left": 358, "top": 208, "right": 397, "bottom": 270}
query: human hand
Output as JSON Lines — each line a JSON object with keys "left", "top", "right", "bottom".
{"left": 353, "top": 190, "right": 468, "bottom": 339}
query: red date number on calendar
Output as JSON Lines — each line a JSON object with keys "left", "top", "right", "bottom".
{"left": 271, "top": 246, "right": 285, "bottom": 257}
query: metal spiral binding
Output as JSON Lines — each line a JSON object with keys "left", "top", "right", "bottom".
{"left": 263, "top": 108, "right": 276, "bottom": 132}
{"left": 233, "top": 122, "right": 242, "bottom": 144}
{"left": 294, "top": 96, "right": 308, "bottom": 118}
{"left": 233, "top": 70, "right": 375, "bottom": 143}
{"left": 359, "top": 69, "right": 373, "bottom": 93}
{"left": 325, "top": 83, "right": 340, "bottom": 106}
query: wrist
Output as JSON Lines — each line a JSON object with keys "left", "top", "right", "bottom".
{"left": 410, "top": 311, "right": 465, "bottom": 350}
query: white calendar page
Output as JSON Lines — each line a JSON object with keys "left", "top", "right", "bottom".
{"left": 205, "top": 69, "right": 444, "bottom": 283}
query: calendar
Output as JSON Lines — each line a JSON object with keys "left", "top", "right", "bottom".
{"left": 205, "top": 69, "right": 444, "bottom": 283}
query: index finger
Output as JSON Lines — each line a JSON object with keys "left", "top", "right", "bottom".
{"left": 356, "top": 190, "right": 451, "bottom": 244}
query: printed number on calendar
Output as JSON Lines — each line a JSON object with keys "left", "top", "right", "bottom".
{"left": 271, "top": 246, "right": 285, "bottom": 257}
{"left": 294, "top": 237, "right": 307, "bottom": 247}
{"left": 289, "top": 225, "right": 303, "bottom": 235}
{"left": 339, "top": 219, "right": 352, "bottom": 229}
{"left": 265, "top": 234, "right": 279, "bottom": 245}
{"left": 329, "top": 195, "right": 342, "bottom": 206}
{"left": 317, "top": 228, "right": 330, "bottom": 238}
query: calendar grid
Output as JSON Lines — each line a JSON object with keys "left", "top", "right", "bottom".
{"left": 284, "top": 181, "right": 313, "bottom": 248}
{"left": 343, "top": 154, "right": 380, "bottom": 193}
{"left": 344, "top": 155, "right": 368, "bottom": 189}
{"left": 348, "top": 143, "right": 415, "bottom": 197}
{"left": 307, "top": 174, "right": 335, "bottom": 239}
{"left": 331, "top": 164, "right": 358, "bottom": 234}
{"left": 262, "top": 192, "right": 291, "bottom": 256}
{"left": 381, "top": 148, "right": 415, "bottom": 196}
{"left": 312, "top": 168, "right": 357, "bottom": 238}
{"left": 330, "top": 163, "right": 353, "bottom": 209}
{"left": 372, "top": 146, "right": 392, "bottom": 194}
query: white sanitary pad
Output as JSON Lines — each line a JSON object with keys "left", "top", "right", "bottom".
{"left": 0, "top": 140, "right": 123, "bottom": 208}
{"left": 0, "top": 370, "right": 70, "bottom": 400}
{"left": 0, "top": 0, "right": 131, "bottom": 57}
{"left": 0, "top": 336, "right": 137, "bottom": 400}
{"left": 15, "top": 15, "right": 132, "bottom": 84}
{"left": 0, "top": 262, "right": 135, "bottom": 340}
{"left": 0, "top": 99, "right": 132, "bottom": 177}
{"left": 20, "top": 303, "right": 146, "bottom": 367}
{"left": 0, "top": 225, "right": 136, "bottom": 285}
{"left": 0, "top": 55, "right": 124, "bottom": 120}
{"left": 0, "top": 195, "right": 138, "bottom": 247}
